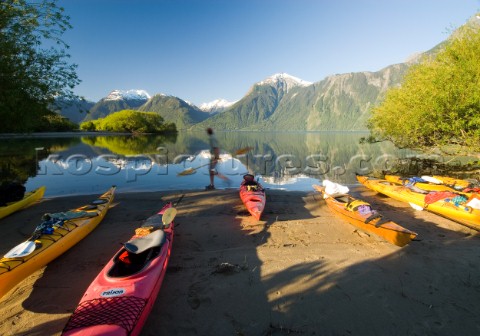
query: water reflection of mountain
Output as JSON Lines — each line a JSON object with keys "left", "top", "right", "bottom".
{"left": 214, "top": 131, "right": 419, "bottom": 184}
{"left": 2, "top": 132, "right": 424, "bottom": 187}
{"left": 64, "top": 132, "right": 419, "bottom": 184}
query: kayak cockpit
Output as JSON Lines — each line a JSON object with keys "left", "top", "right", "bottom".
{"left": 108, "top": 230, "right": 166, "bottom": 278}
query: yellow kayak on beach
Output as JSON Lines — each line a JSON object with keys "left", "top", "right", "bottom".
{"left": 0, "top": 186, "right": 115, "bottom": 300}
{"left": 357, "top": 175, "right": 480, "bottom": 231}
{"left": 0, "top": 186, "right": 46, "bottom": 220}
{"left": 423, "top": 175, "right": 477, "bottom": 190}
{"left": 384, "top": 175, "right": 459, "bottom": 192}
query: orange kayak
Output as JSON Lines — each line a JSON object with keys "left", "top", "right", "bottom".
{"left": 239, "top": 175, "right": 266, "bottom": 220}
{"left": 313, "top": 184, "right": 417, "bottom": 246}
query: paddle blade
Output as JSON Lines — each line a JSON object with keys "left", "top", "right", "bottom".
{"left": 177, "top": 167, "right": 196, "bottom": 176}
{"left": 235, "top": 147, "right": 253, "bottom": 155}
{"left": 162, "top": 207, "right": 177, "bottom": 225}
{"left": 4, "top": 240, "right": 36, "bottom": 258}
{"left": 409, "top": 202, "right": 424, "bottom": 211}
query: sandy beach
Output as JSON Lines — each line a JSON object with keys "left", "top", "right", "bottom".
{"left": 0, "top": 186, "right": 479, "bottom": 336}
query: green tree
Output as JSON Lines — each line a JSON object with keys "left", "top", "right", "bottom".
{"left": 79, "top": 120, "right": 96, "bottom": 131}
{"left": 368, "top": 20, "right": 480, "bottom": 154}
{"left": 0, "top": 0, "right": 80, "bottom": 133}
{"left": 79, "top": 110, "right": 177, "bottom": 134}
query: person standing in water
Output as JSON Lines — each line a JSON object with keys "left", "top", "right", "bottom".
{"left": 206, "top": 128, "right": 220, "bottom": 190}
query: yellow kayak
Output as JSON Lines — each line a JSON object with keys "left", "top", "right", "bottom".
{"left": 0, "top": 186, "right": 46, "bottom": 220}
{"left": 384, "top": 175, "right": 459, "bottom": 192}
{"left": 0, "top": 186, "right": 116, "bottom": 300}
{"left": 426, "top": 175, "right": 476, "bottom": 190}
{"left": 313, "top": 184, "right": 417, "bottom": 246}
{"left": 357, "top": 175, "right": 480, "bottom": 231}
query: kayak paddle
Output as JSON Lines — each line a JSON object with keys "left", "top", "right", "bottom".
{"left": 409, "top": 202, "right": 424, "bottom": 211}
{"left": 4, "top": 240, "right": 37, "bottom": 259}
{"left": 162, "top": 207, "right": 177, "bottom": 225}
{"left": 234, "top": 147, "right": 253, "bottom": 155}
{"left": 177, "top": 162, "right": 211, "bottom": 176}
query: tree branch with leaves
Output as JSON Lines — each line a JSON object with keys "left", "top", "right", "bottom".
{"left": 368, "top": 17, "right": 480, "bottom": 156}
{"left": 0, "top": 0, "right": 80, "bottom": 132}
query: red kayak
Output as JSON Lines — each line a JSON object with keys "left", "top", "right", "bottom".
{"left": 62, "top": 203, "right": 176, "bottom": 336}
{"left": 239, "top": 174, "right": 266, "bottom": 220}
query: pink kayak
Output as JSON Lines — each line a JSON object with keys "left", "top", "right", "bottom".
{"left": 239, "top": 174, "right": 266, "bottom": 220}
{"left": 62, "top": 203, "right": 175, "bottom": 336}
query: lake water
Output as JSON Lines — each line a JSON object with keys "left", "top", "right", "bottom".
{"left": 1, "top": 131, "right": 427, "bottom": 198}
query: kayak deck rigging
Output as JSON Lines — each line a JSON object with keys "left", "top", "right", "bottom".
{"left": 63, "top": 296, "right": 148, "bottom": 335}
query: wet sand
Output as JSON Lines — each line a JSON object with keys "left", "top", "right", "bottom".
{"left": 0, "top": 187, "right": 479, "bottom": 335}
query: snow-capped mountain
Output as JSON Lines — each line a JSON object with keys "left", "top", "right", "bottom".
{"left": 258, "top": 73, "right": 312, "bottom": 91}
{"left": 104, "top": 89, "right": 151, "bottom": 101}
{"left": 137, "top": 94, "right": 209, "bottom": 129}
{"left": 83, "top": 89, "right": 151, "bottom": 121}
{"left": 199, "top": 98, "right": 236, "bottom": 114}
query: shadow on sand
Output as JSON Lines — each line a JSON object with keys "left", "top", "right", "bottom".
{"left": 1, "top": 188, "right": 479, "bottom": 335}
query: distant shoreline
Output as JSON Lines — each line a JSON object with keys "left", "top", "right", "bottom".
{"left": 0, "top": 130, "right": 372, "bottom": 138}
{"left": 0, "top": 131, "right": 132, "bottom": 138}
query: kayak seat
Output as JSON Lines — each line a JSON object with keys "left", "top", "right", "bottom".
{"left": 243, "top": 174, "right": 255, "bottom": 182}
{"left": 124, "top": 230, "right": 165, "bottom": 254}
{"left": 109, "top": 247, "right": 161, "bottom": 277}
{"left": 108, "top": 231, "right": 166, "bottom": 278}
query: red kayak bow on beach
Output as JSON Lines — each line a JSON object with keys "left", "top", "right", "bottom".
{"left": 239, "top": 174, "right": 266, "bottom": 220}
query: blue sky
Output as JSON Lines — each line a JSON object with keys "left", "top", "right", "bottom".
{"left": 57, "top": 0, "right": 479, "bottom": 105}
